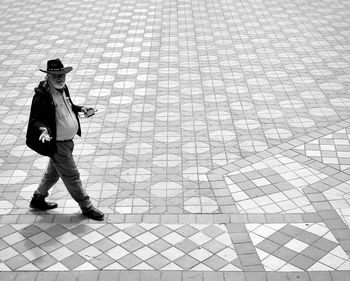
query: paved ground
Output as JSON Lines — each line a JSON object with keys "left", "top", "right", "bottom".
{"left": 0, "top": 0, "right": 350, "bottom": 280}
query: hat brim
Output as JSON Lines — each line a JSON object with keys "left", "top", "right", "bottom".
{"left": 39, "top": 67, "right": 73, "bottom": 75}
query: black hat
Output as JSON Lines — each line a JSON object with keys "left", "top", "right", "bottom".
{"left": 39, "top": 58, "right": 73, "bottom": 74}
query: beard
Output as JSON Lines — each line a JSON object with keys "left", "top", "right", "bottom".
{"left": 48, "top": 78, "right": 65, "bottom": 89}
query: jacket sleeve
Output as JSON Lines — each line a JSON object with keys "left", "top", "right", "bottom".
{"left": 28, "top": 93, "right": 51, "bottom": 135}
{"left": 28, "top": 92, "right": 52, "bottom": 135}
{"left": 26, "top": 89, "right": 56, "bottom": 156}
{"left": 71, "top": 102, "right": 83, "bottom": 114}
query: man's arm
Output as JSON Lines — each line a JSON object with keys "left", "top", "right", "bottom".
{"left": 29, "top": 93, "right": 52, "bottom": 135}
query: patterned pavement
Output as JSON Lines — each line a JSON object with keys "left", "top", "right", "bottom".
{"left": 0, "top": 0, "right": 350, "bottom": 280}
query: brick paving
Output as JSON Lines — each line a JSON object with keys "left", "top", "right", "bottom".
{"left": 1, "top": 0, "right": 350, "bottom": 280}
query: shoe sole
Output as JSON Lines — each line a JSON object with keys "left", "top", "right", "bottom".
{"left": 82, "top": 213, "right": 105, "bottom": 221}
{"left": 29, "top": 204, "right": 58, "bottom": 210}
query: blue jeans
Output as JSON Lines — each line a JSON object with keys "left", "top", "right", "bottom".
{"left": 36, "top": 140, "right": 92, "bottom": 211}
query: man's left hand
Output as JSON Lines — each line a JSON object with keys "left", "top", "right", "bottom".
{"left": 81, "top": 106, "right": 89, "bottom": 114}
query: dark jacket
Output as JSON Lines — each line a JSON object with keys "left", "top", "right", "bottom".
{"left": 26, "top": 80, "right": 82, "bottom": 156}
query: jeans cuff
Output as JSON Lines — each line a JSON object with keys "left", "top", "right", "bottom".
{"left": 34, "top": 190, "right": 48, "bottom": 197}
{"left": 80, "top": 203, "right": 93, "bottom": 212}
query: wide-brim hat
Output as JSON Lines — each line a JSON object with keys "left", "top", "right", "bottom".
{"left": 39, "top": 58, "right": 73, "bottom": 75}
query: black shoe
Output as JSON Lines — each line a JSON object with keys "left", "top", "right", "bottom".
{"left": 82, "top": 207, "right": 105, "bottom": 221}
{"left": 30, "top": 193, "right": 58, "bottom": 210}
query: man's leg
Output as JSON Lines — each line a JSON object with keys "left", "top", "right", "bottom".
{"left": 30, "top": 159, "right": 59, "bottom": 210}
{"left": 51, "top": 140, "right": 92, "bottom": 209}
{"left": 51, "top": 140, "right": 104, "bottom": 220}
{"left": 36, "top": 158, "right": 60, "bottom": 196}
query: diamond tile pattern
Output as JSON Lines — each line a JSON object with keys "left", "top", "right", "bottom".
{"left": 225, "top": 154, "right": 327, "bottom": 213}
{"left": 0, "top": 223, "right": 241, "bottom": 271}
{"left": 294, "top": 129, "right": 350, "bottom": 171}
{"left": 247, "top": 223, "right": 350, "bottom": 271}
{"left": 323, "top": 180, "right": 350, "bottom": 228}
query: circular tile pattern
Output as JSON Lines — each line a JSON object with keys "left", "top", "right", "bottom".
{"left": 234, "top": 119, "right": 261, "bottom": 130}
{"left": 128, "top": 121, "right": 154, "bottom": 132}
{"left": 154, "top": 132, "right": 181, "bottom": 142}
{"left": 73, "top": 143, "right": 96, "bottom": 155}
{"left": 102, "top": 52, "right": 121, "bottom": 58}
{"left": 134, "top": 88, "right": 156, "bottom": 96}
{"left": 180, "top": 87, "right": 202, "bottom": 96}
{"left": 14, "top": 97, "right": 32, "bottom": 106}
{"left": 114, "top": 81, "right": 135, "bottom": 89}
{"left": 93, "top": 155, "right": 123, "bottom": 169}
{"left": 158, "top": 80, "right": 179, "bottom": 89}
{"left": 181, "top": 103, "right": 204, "bottom": 112}
{"left": 239, "top": 140, "right": 268, "bottom": 152}
{"left": 98, "top": 63, "right": 119, "bottom": 69}
{"left": 300, "top": 91, "right": 325, "bottom": 99}
{"left": 125, "top": 143, "right": 153, "bottom": 155}
{"left": 183, "top": 166, "right": 210, "bottom": 182}
{"left": 120, "top": 57, "right": 140, "bottom": 64}
{"left": 265, "top": 128, "right": 292, "bottom": 140}
{"left": 288, "top": 117, "right": 315, "bottom": 128}
{"left": 94, "top": 75, "right": 115, "bottom": 82}
{"left": 157, "top": 95, "right": 179, "bottom": 104}
{"left": 257, "top": 109, "right": 284, "bottom": 119}
{"left": 1, "top": 0, "right": 350, "bottom": 220}
{"left": 226, "top": 86, "right": 248, "bottom": 94}
{"left": 137, "top": 74, "right": 157, "bottom": 81}
{"left": 3, "top": 114, "right": 27, "bottom": 125}
{"left": 182, "top": 142, "right": 210, "bottom": 154}
{"left": 132, "top": 104, "right": 155, "bottom": 112}
{"left": 280, "top": 100, "right": 305, "bottom": 109}
{"left": 10, "top": 145, "right": 36, "bottom": 157}
{"left": 76, "top": 69, "right": 96, "bottom": 76}
{"left": 89, "top": 89, "right": 111, "bottom": 97}
{"left": 330, "top": 98, "right": 350, "bottom": 107}
{"left": 209, "top": 130, "right": 236, "bottom": 142}
{"left": 118, "top": 68, "right": 137, "bottom": 75}
{"left": 230, "top": 102, "right": 254, "bottom": 111}
{"left": 155, "top": 112, "right": 180, "bottom": 121}
{"left": 0, "top": 169, "right": 27, "bottom": 185}
{"left": 110, "top": 96, "right": 133, "bottom": 105}
{"left": 310, "top": 108, "right": 337, "bottom": 117}
{"left": 252, "top": 93, "right": 276, "bottom": 101}
{"left": 0, "top": 134, "right": 17, "bottom": 145}
{"left": 207, "top": 111, "right": 232, "bottom": 121}
{"left": 205, "top": 94, "right": 227, "bottom": 103}
{"left": 319, "top": 82, "right": 344, "bottom": 91}
{"left": 152, "top": 154, "right": 181, "bottom": 167}
{"left": 121, "top": 168, "right": 151, "bottom": 183}
{"left": 99, "top": 132, "right": 126, "bottom": 144}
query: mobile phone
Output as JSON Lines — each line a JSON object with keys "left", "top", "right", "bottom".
{"left": 84, "top": 108, "right": 95, "bottom": 118}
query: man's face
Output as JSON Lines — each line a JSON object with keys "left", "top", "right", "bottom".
{"left": 48, "top": 73, "right": 66, "bottom": 89}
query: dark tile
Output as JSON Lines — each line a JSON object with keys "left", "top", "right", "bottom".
{"left": 256, "top": 239, "right": 281, "bottom": 253}
{"left": 268, "top": 232, "right": 292, "bottom": 245}
{"left": 94, "top": 238, "right": 117, "bottom": 252}
{"left": 121, "top": 238, "right": 145, "bottom": 252}
{"left": 175, "top": 238, "right": 199, "bottom": 253}
{"left": 273, "top": 246, "right": 298, "bottom": 262}
{"left": 301, "top": 245, "right": 327, "bottom": 261}
{"left": 60, "top": 253, "right": 86, "bottom": 270}
{"left": 174, "top": 254, "right": 200, "bottom": 270}
{"left": 289, "top": 254, "right": 315, "bottom": 270}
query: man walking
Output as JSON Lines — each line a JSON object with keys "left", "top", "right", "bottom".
{"left": 26, "top": 58, "right": 104, "bottom": 221}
